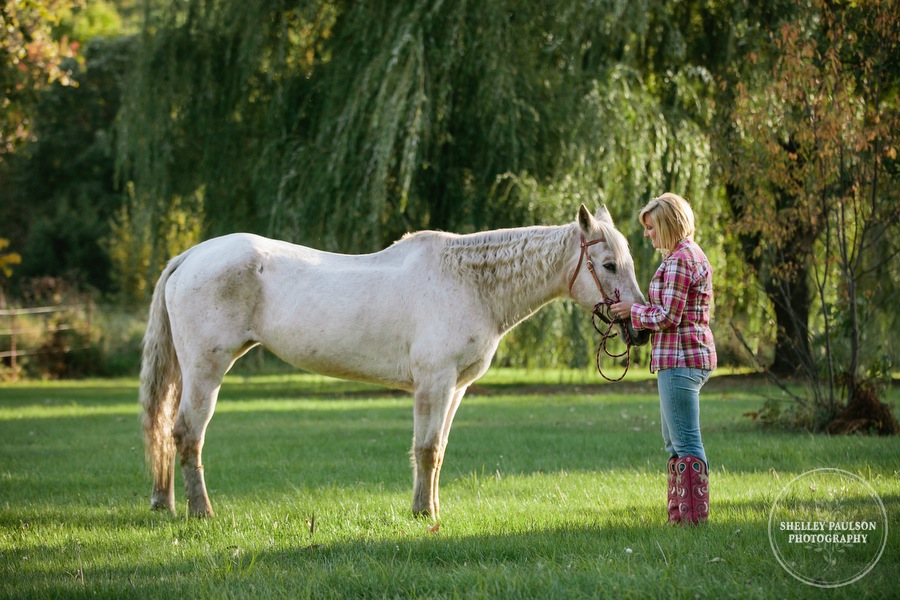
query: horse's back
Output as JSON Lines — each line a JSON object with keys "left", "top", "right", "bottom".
{"left": 167, "top": 232, "right": 418, "bottom": 295}
{"left": 177, "top": 232, "right": 317, "bottom": 271}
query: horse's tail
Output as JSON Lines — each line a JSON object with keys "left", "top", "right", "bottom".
{"left": 140, "top": 251, "right": 189, "bottom": 508}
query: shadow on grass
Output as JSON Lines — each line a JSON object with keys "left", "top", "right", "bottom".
{"left": 6, "top": 502, "right": 893, "bottom": 600}
{"left": 0, "top": 382, "right": 138, "bottom": 409}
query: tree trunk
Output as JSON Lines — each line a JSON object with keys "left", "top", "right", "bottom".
{"left": 725, "top": 184, "right": 814, "bottom": 377}
{"left": 765, "top": 261, "right": 812, "bottom": 377}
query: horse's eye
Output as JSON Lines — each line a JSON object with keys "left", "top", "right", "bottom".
{"left": 603, "top": 262, "right": 617, "bottom": 273}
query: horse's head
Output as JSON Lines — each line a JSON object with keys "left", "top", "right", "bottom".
{"left": 568, "top": 204, "right": 651, "bottom": 347}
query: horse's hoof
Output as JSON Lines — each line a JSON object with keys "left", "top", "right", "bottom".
{"left": 187, "top": 499, "right": 215, "bottom": 518}
{"left": 150, "top": 489, "right": 176, "bottom": 513}
{"left": 150, "top": 499, "right": 175, "bottom": 514}
{"left": 191, "top": 505, "right": 215, "bottom": 518}
{"left": 412, "top": 507, "right": 432, "bottom": 519}
{"left": 412, "top": 507, "right": 441, "bottom": 521}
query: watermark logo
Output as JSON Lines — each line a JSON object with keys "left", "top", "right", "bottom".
{"left": 768, "top": 468, "right": 888, "bottom": 588}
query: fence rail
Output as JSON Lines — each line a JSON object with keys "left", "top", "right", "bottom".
{"left": 0, "top": 303, "right": 93, "bottom": 376}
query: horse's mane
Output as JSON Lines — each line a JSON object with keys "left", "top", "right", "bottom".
{"left": 398, "top": 218, "right": 630, "bottom": 329}
{"left": 435, "top": 225, "right": 573, "bottom": 298}
{"left": 437, "top": 217, "right": 630, "bottom": 280}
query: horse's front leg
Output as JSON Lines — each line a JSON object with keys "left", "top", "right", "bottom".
{"left": 411, "top": 378, "right": 460, "bottom": 519}
{"left": 430, "top": 387, "right": 466, "bottom": 518}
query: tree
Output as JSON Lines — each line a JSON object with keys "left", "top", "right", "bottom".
{"left": 0, "top": 36, "right": 136, "bottom": 294}
{"left": 116, "top": 0, "right": 724, "bottom": 274}
{"left": 0, "top": 2, "right": 150, "bottom": 297}
{"left": 114, "top": 0, "right": 738, "bottom": 373}
{"left": 724, "top": 0, "right": 900, "bottom": 432}
{"left": 1, "top": 0, "right": 82, "bottom": 158}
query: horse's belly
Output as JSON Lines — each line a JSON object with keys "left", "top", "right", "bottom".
{"left": 285, "top": 356, "right": 413, "bottom": 392}
{"left": 264, "top": 334, "right": 415, "bottom": 392}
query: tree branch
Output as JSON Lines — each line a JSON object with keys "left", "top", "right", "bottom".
{"left": 729, "top": 321, "right": 808, "bottom": 407}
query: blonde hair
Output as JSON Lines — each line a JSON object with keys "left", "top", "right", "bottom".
{"left": 639, "top": 193, "right": 695, "bottom": 254}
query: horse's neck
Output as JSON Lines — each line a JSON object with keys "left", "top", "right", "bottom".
{"left": 440, "top": 225, "right": 574, "bottom": 331}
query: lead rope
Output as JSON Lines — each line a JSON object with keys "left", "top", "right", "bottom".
{"left": 591, "top": 289, "right": 632, "bottom": 382}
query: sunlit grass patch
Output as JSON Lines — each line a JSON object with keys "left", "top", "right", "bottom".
{"left": 0, "top": 373, "right": 897, "bottom": 598}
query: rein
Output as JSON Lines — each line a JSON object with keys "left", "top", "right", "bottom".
{"left": 591, "top": 290, "right": 632, "bottom": 382}
{"left": 569, "top": 234, "right": 633, "bottom": 382}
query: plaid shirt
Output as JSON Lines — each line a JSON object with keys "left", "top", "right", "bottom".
{"left": 630, "top": 239, "right": 717, "bottom": 373}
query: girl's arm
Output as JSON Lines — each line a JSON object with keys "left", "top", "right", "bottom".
{"left": 630, "top": 258, "right": 690, "bottom": 331}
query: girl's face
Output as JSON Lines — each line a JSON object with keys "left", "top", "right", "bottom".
{"left": 643, "top": 219, "right": 660, "bottom": 249}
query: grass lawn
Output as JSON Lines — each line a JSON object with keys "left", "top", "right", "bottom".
{"left": 0, "top": 370, "right": 897, "bottom": 598}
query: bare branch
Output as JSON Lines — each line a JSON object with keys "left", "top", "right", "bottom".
{"left": 729, "top": 322, "right": 808, "bottom": 407}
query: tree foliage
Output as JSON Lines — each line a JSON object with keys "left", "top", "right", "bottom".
{"left": 1, "top": 0, "right": 83, "bottom": 157}
{"left": 112, "top": 0, "right": 737, "bottom": 368}
{"left": 117, "top": 1, "right": 726, "bottom": 245}
{"left": 724, "top": 0, "right": 900, "bottom": 430}
{"left": 0, "top": 238, "right": 21, "bottom": 278}
{"left": 0, "top": 35, "right": 135, "bottom": 294}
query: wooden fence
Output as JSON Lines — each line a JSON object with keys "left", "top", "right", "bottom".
{"left": 0, "top": 303, "right": 93, "bottom": 378}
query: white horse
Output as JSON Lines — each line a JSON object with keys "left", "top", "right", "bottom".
{"left": 140, "top": 204, "right": 649, "bottom": 519}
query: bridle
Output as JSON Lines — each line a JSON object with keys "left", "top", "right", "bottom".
{"left": 568, "top": 236, "right": 609, "bottom": 316}
{"left": 568, "top": 235, "right": 615, "bottom": 323}
{"left": 568, "top": 234, "right": 633, "bottom": 382}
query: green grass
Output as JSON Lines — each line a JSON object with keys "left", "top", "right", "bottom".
{"left": 0, "top": 372, "right": 897, "bottom": 598}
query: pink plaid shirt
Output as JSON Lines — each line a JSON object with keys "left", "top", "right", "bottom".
{"left": 630, "top": 239, "right": 717, "bottom": 373}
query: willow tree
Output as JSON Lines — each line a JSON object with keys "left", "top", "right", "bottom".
{"left": 117, "top": 0, "right": 734, "bottom": 366}
{"left": 115, "top": 0, "right": 333, "bottom": 283}
{"left": 118, "top": 0, "right": 729, "bottom": 243}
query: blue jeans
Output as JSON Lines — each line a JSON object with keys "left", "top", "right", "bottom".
{"left": 657, "top": 367, "right": 710, "bottom": 466}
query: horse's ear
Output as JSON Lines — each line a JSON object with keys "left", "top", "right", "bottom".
{"left": 596, "top": 205, "right": 614, "bottom": 225}
{"left": 577, "top": 204, "right": 595, "bottom": 233}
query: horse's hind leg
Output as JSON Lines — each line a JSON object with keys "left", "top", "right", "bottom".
{"left": 174, "top": 357, "right": 230, "bottom": 517}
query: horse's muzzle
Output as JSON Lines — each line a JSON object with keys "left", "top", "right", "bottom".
{"left": 621, "top": 319, "right": 651, "bottom": 347}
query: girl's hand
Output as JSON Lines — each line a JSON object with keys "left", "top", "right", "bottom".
{"left": 609, "top": 301, "right": 634, "bottom": 321}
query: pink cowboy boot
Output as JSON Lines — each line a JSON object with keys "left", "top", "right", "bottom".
{"left": 675, "top": 455, "right": 709, "bottom": 525}
{"left": 667, "top": 457, "right": 680, "bottom": 525}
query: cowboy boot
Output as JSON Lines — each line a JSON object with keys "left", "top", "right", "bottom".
{"left": 675, "top": 455, "right": 709, "bottom": 525}
{"left": 667, "top": 456, "right": 680, "bottom": 525}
